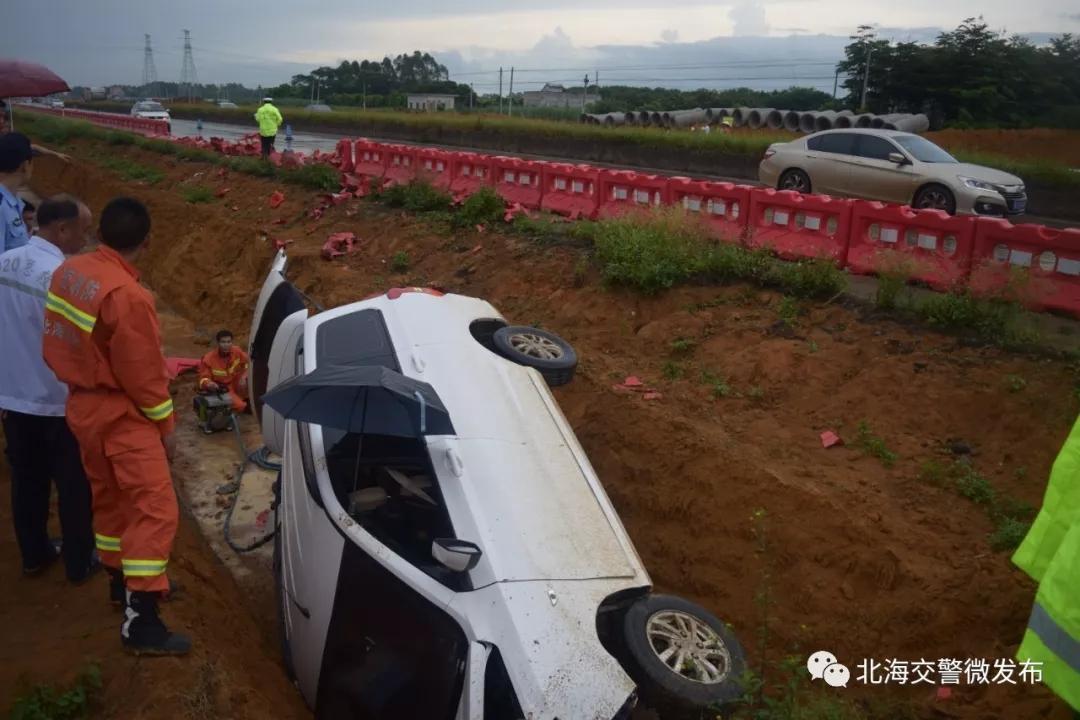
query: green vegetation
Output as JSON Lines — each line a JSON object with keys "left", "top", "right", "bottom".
{"left": 873, "top": 257, "right": 915, "bottom": 310}
{"left": 1005, "top": 374, "right": 1028, "bottom": 393}
{"left": 662, "top": 361, "right": 685, "bottom": 380}
{"left": 181, "top": 185, "right": 214, "bottom": 204}
{"left": 701, "top": 370, "right": 733, "bottom": 398}
{"left": 670, "top": 338, "right": 697, "bottom": 354}
{"left": 854, "top": 421, "right": 898, "bottom": 467}
{"left": 918, "top": 459, "right": 1035, "bottom": 551}
{"left": 279, "top": 163, "right": 340, "bottom": 191}
{"left": 98, "top": 157, "right": 164, "bottom": 185}
{"left": 777, "top": 296, "right": 801, "bottom": 327}
{"left": 917, "top": 290, "right": 1038, "bottom": 348}
{"left": 839, "top": 20, "right": 1080, "bottom": 129}
{"left": 381, "top": 180, "right": 452, "bottom": 213}
{"left": 748, "top": 386, "right": 765, "bottom": 400}
{"left": 455, "top": 187, "right": 505, "bottom": 228}
{"left": 10, "top": 664, "right": 101, "bottom": 720}
{"left": 389, "top": 250, "right": 411, "bottom": 273}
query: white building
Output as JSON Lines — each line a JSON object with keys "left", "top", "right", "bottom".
{"left": 523, "top": 83, "right": 601, "bottom": 109}
{"left": 406, "top": 93, "right": 457, "bottom": 111}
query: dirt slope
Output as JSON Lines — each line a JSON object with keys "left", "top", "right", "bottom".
{"left": 17, "top": 143, "right": 1080, "bottom": 719}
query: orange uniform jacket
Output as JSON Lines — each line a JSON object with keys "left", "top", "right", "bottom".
{"left": 43, "top": 245, "right": 175, "bottom": 438}
{"left": 197, "top": 346, "right": 249, "bottom": 393}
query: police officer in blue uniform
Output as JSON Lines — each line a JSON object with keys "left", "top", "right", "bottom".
{"left": 0, "top": 133, "right": 38, "bottom": 253}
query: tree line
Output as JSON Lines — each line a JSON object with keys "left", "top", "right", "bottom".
{"left": 838, "top": 18, "right": 1080, "bottom": 128}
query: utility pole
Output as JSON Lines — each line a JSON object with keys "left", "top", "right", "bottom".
{"left": 362, "top": 81, "right": 366, "bottom": 109}
{"left": 142, "top": 34, "right": 158, "bottom": 98}
{"left": 832, "top": 68, "right": 840, "bottom": 99}
{"left": 498, "top": 67, "right": 504, "bottom": 114}
{"left": 179, "top": 29, "right": 198, "bottom": 102}
{"left": 470, "top": 83, "right": 474, "bottom": 110}
{"left": 508, "top": 66, "right": 514, "bottom": 116}
{"left": 581, "top": 74, "right": 588, "bottom": 112}
{"left": 860, "top": 46, "right": 873, "bottom": 112}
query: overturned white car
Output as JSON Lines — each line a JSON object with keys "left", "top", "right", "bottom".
{"left": 249, "top": 251, "right": 745, "bottom": 719}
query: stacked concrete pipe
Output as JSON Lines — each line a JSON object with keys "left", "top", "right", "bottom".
{"left": 853, "top": 113, "right": 874, "bottom": 128}
{"left": 731, "top": 107, "right": 752, "bottom": 127}
{"left": 745, "top": 108, "right": 780, "bottom": 129}
{"left": 813, "top": 110, "right": 839, "bottom": 131}
{"left": 782, "top": 110, "right": 802, "bottom": 131}
{"left": 890, "top": 114, "right": 930, "bottom": 133}
{"left": 799, "top": 111, "right": 819, "bottom": 133}
{"left": 603, "top": 112, "right": 627, "bottom": 126}
{"left": 833, "top": 110, "right": 855, "bottom": 129}
{"left": 664, "top": 108, "right": 708, "bottom": 128}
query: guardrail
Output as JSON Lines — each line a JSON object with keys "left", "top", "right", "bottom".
{"left": 18, "top": 103, "right": 169, "bottom": 136}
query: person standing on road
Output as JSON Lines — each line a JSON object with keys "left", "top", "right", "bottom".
{"left": 0, "top": 132, "right": 37, "bottom": 252}
{"left": 43, "top": 197, "right": 190, "bottom": 656}
{"left": 0, "top": 195, "right": 97, "bottom": 582}
{"left": 254, "top": 97, "right": 283, "bottom": 160}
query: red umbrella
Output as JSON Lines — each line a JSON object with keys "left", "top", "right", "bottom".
{"left": 0, "top": 59, "right": 69, "bottom": 99}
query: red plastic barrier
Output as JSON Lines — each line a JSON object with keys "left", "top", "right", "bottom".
{"left": 491, "top": 156, "right": 543, "bottom": 209}
{"left": 667, "top": 178, "right": 750, "bottom": 242}
{"left": 541, "top": 163, "right": 600, "bottom": 220}
{"left": 335, "top": 139, "right": 354, "bottom": 172}
{"left": 353, "top": 140, "right": 386, "bottom": 179}
{"left": 746, "top": 189, "right": 853, "bottom": 265}
{"left": 846, "top": 203, "right": 976, "bottom": 290}
{"left": 450, "top": 152, "right": 494, "bottom": 197}
{"left": 414, "top": 147, "right": 453, "bottom": 190}
{"left": 968, "top": 219, "right": 1080, "bottom": 317}
{"left": 383, "top": 144, "right": 417, "bottom": 186}
{"left": 597, "top": 169, "right": 669, "bottom": 219}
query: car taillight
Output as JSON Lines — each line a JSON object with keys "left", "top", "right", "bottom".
{"left": 763, "top": 149, "right": 776, "bottom": 160}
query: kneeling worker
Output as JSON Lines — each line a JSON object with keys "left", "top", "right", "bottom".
{"left": 197, "top": 329, "right": 249, "bottom": 412}
{"left": 44, "top": 197, "right": 189, "bottom": 656}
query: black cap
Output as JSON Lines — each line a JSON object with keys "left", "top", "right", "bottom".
{"left": 0, "top": 133, "right": 37, "bottom": 172}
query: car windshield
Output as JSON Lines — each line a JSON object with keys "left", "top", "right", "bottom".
{"left": 893, "top": 135, "right": 956, "bottom": 163}
{"left": 136, "top": 102, "right": 165, "bottom": 112}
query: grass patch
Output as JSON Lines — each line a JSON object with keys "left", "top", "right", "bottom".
{"left": 228, "top": 157, "right": 276, "bottom": 177}
{"left": 770, "top": 259, "right": 847, "bottom": 300}
{"left": 777, "top": 296, "right": 801, "bottom": 327}
{"left": 389, "top": 250, "right": 411, "bottom": 273}
{"left": 918, "top": 458, "right": 1035, "bottom": 551}
{"left": 98, "top": 157, "right": 164, "bottom": 185}
{"left": 572, "top": 257, "right": 589, "bottom": 287}
{"left": 701, "top": 370, "right": 733, "bottom": 398}
{"left": 10, "top": 664, "right": 101, "bottom": 720}
{"left": 670, "top": 337, "right": 697, "bottom": 354}
{"left": 103, "top": 131, "right": 136, "bottom": 146}
{"left": 917, "top": 289, "right": 1038, "bottom": 348}
{"left": 874, "top": 256, "right": 915, "bottom": 311}
{"left": 662, "top": 361, "right": 685, "bottom": 380}
{"left": 279, "top": 162, "right": 340, "bottom": 191}
{"left": 592, "top": 209, "right": 715, "bottom": 294}
{"left": 181, "top": 185, "right": 214, "bottom": 204}
{"left": 854, "top": 421, "right": 898, "bottom": 467}
{"left": 380, "top": 180, "right": 452, "bottom": 213}
{"left": 1005, "top": 374, "right": 1027, "bottom": 393}
{"left": 455, "top": 186, "right": 505, "bottom": 228}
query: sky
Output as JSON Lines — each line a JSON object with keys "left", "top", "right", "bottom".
{"left": 2, "top": 0, "right": 1077, "bottom": 93}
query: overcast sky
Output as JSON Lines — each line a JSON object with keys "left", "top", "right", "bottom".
{"left": 2, "top": 0, "right": 1076, "bottom": 92}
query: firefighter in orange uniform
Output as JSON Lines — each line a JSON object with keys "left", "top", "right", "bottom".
{"left": 43, "top": 197, "right": 190, "bottom": 656}
{"left": 197, "top": 329, "right": 250, "bottom": 412}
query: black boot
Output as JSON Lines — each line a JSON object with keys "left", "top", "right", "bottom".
{"left": 121, "top": 590, "right": 192, "bottom": 656}
{"left": 107, "top": 568, "right": 125, "bottom": 608}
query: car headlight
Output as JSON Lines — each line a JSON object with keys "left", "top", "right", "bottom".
{"left": 957, "top": 176, "right": 998, "bottom": 192}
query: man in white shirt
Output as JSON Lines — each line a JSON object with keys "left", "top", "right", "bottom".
{"left": 0, "top": 194, "right": 97, "bottom": 581}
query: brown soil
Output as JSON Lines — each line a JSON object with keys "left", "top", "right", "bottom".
{"left": 925, "top": 128, "right": 1080, "bottom": 167}
{"left": 8, "top": 141, "right": 1079, "bottom": 719}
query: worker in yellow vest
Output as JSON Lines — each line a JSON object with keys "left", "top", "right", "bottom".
{"left": 254, "top": 98, "right": 284, "bottom": 160}
{"left": 1012, "top": 413, "right": 1079, "bottom": 714}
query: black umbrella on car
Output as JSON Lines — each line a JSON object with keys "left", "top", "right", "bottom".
{"left": 261, "top": 363, "right": 454, "bottom": 437}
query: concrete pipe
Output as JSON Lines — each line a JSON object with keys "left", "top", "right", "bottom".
{"left": 853, "top": 113, "right": 874, "bottom": 128}
{"left": 870, "top": 115, "right": 889, "bottom": 129}
{"left": 814, "top": 110, "right": 839, "bottom": 132}
{"left": 623, "top": 111, "right": 637, "bottom": 125}
{"left": 732, "top": 107, "right": 752, "bottom": 127}
{"left": 746, "top": 108, "right": 777, "bottom": 129}
{"left": 875, "top": 113, "right": 906, "bottom": 130}
{"left": 666, "top": 108, "right": 708, "bottom": 128}
{"left": 764, "top": 109, "right": 785, "bottom": 129}
{"left": 650, "top": 111, "right": 665, "bottom": 126}
{"left": 891, "top": 114, "right": 930, "bottom": 133}
{"left": 579, "top": 113, "right": 590, "bottom": 124}
{"left": 782, "top": 110, "right": 802, "bottom": 132}
{"left": 603, "top": 112, "right": 627, "bottom": 126}
{"left": 833, "top": 110, "right": 854, "bottom": 129}
{"left": 799, "top": 111, "right": 819, "bottom": 134}
{"left": 636, "top": 110, "right": 652, "bottom": 126}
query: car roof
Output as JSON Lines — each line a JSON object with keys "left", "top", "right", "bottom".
{"left": 808, "top": 128, "right": 913, "bottom": 139}
{"left": 305, "top": 292, "right": 642, "bottom": 584}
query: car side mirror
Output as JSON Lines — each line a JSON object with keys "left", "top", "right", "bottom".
{"left": 888, "top": 152, "right": 909, "bottom": 165}
{"left": 432, "top": 538, "right": 482, "bottom": 573}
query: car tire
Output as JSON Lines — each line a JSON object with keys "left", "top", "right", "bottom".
{"left": 272, "top": 483, "right": 296, "bottom": 681}
{"left": 913, "top": 184, "right": 957, "bottom": 215}
{"left": 778, "top": 168, "right": 812, "bottom": 194}
{"left": 492, "top": 326, "right": 577, "bottom": 387}
{"left": 620, "top": 594, "right": 745, "bottom": 719}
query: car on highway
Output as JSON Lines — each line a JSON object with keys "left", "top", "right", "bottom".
{"left": 305, "top": 103, "right": 332, "bottom": 113}
{"left": 249, "top": 250, "right": 746, "bottom": 720}
{"left": 217, "top": 100, "right": 239, "bottom": 109}
{"left": 759, "top": 128, "right": 1027, "bottom": 216}
{"left": 130, "top": 100, "right": 171, "bottom": 131}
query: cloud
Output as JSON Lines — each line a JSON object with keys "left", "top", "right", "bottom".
{"left": 661, "top": 29, "right": 680, "bottom": 43}
{"left": 729, "top": 0, "right": 769, "bottom": 36}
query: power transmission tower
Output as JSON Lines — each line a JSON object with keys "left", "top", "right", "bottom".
{"left": 142, "top": 34, "right": 158, "bottom": 97}
{"left": 179, "top": 29, "right": 198, "bottom": 102}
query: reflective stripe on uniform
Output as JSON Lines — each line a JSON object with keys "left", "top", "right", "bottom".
{"left": 95, "top": 533, "right": 121, "bottom": 552}
{"left": 45, "top": 291, "right": 96, "bottom": 333}
{"left": 1028, "top": 602, "right": 1080, "bottom": 674}
{"left": 0, "top": 275, "right": 46, "bottom": 299}
{"left": 121, "top": 558, "right": 168, "bottom": 577}
{"left": 211, "top": 369, "right": 229, "bottom": 376}
{"left": 139, "top": 398, "right": 174, "bottom": 421}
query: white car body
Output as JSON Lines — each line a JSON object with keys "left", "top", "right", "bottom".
{"left": 130, "top": 100, "right": 170, "bottom": 123}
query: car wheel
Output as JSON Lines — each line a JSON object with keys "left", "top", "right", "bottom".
{"left": 272, "top": 482, "right": 296, "bottom": 681}
{"left": 778, "top": 169, "right": 811, "bottom": 194}
{"left": 492, "top": 326, "right": 577, "bottom": 387}
{"left": 621, "top": 594, "right": 745, "bottom": 719}
{"left": 913, "top": 184, "right": 957, "bottom": 214}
